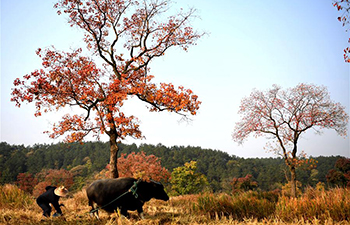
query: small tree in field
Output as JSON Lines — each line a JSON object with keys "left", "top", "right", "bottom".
{"left": 11, "top": 0, "right": 203, "bottom": 178}
{"left": 117, "top": 151, "right": 171, "bottom": 182}
{"left": 170, "top": 161, "right": 209, "bottom": 195}
{"left": 95, "top": 151, "right": 170, "bottom": 182}
{"left": 333, "top": 0, "right": 350, "bottom": 62}
{"left": 233, "top": 83, "right": 348, "bottom": 197}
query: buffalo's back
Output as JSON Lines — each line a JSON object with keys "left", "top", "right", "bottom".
{"left": 87, "top": 177, "right": 140, "bottom": 212}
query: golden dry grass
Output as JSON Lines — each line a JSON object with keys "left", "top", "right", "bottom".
{"left": 1, "top": 185, "right": 349, "bottom": 225}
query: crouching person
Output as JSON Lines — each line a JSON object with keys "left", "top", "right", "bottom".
{"left": 36, "top": 186, "right": 68, "bottom": 217}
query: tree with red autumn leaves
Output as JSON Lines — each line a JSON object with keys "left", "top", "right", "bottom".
{"left": 16, "top": 173, "right": 38, "bottom": 194}
{"left": 231, "top": 174, "right": 258, "bottom": 193}
{"left": 333, "top": 0, "right": 350, "bottom": 62}
{"left": 326, "top": 157, "right": 350, "bottom": 188}
{"left": 11, "top": 0, "right": 203, "bottom": 178}
{"left": 95, "top": 151, "right": 170, "bottom": 182}
{"left": 233, "top": 83, "right": 349, "bottom": 197}
{"left": 118, "top": 151, "right": 170, "bottom": 182}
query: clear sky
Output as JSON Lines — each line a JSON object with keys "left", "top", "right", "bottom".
{"left": 1, "top": 0, "right": 349, "bottom": 158}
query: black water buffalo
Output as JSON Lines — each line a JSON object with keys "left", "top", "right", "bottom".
{"left": 86, "top": 177, "right": 169, "bottom": 219}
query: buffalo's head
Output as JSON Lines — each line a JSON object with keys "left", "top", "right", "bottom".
{"left": 150, "top": 180, "right": 169, "bottom": 201}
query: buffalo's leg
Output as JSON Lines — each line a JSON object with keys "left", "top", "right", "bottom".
{"left": 120, "top": 208, "right": 129, "bottom": 218}
{"left": 88, "top": 200, "right": 99, "bottom": 220}
{"left": 137, "top": 207, "right": 145, "bottom": 219}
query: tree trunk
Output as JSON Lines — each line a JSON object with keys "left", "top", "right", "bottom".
{"left": 109, "top": 133, "right": 119, "bottom": 178}
{"left": 290, "top": 166, "right": 296, "bottom": 197}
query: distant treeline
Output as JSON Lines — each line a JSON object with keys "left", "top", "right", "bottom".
{"left": 0, "top": 141, "right": 343, "bottom": 191}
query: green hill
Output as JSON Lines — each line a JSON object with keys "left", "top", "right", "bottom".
{"left": 0, "top": 141, "right": 342, "bottom": 192}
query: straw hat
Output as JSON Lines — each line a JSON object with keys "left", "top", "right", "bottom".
{"left": 54, "top": 186, "right": 68, "bottom": 197}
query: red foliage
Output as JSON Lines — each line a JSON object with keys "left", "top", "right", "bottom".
{"left": 233, "top": 83, "right": 349, "bottom": 196}
{"left": 16, "top": 173, "right": 38, "bottom": 194}
{"left": 32, "top": 169, "right": 73, "bottom": 197}
{"left": 333, "top": 0, "right": 350, "bottom": 62}
{"left": 32, "top": 181, "right": 51, "bottom": 198}
{"left": 96, "top": 151, "right": 170, "bottom": 182}
{"left": 231, "top": 174, "right": 258, "bottom": 193}
{"left": 327, "top": 157, "right": 350, "bottom": 187}
{"left": 11, "top": 0, "right": 203, "bottom": 178}
{"left": 118, "top": 151, "right": 171, "bottom": 182}
{"left": 233, "top": 84, "right": 349, "bottom": 163}
{"left": 11, "top": 0, "right": 202, "bottom": 144}
{"left": 335, "top": 157, "right": 350, "bottom": 172}
{"left": 43, "top": 169, "right": 74, "bottom": 188}
{"left": 344, "top": 171, "right": 350, "bottom": 187}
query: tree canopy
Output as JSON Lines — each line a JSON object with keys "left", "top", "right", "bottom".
{"left": 233, "top": 83, "right": 349, "bottom": 196}
{"left": 11, "top": 0, "right": 203, "bottom": 178}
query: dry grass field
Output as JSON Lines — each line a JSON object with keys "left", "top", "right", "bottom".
{"left": 1, "top": 184, "right": 349, "bottom": 225}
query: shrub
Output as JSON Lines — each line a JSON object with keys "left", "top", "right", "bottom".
{"left": 16, "top": 173, "right": 38, "bottom": 194}
{"left": 32, "top": 181, "right": 51, "bottom": 198}
{"left": 231, "top": 174, "right": 258, "bottom": 193}
{"left": 95, "top": 152, "right": 171, "bottom": 183}
{"left": 118, "top": 151, "right": 171, "bottom": 182}
{"left": 170, "top": 161, "right": 209, "bottom": 196}
{"left": 32, "top": 169, "right": 73, "bottom": 197}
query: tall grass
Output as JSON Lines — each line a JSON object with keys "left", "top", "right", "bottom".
{"left": 191, "top": 187, "right": 350, "bottom": 223}
{"left": 193, "top": 191, "right": 278, "bottom": 220}
{"left": 1, "top": 184, "right": 349, "bottom": 224}
{"left": 0, "top": 184, "right": 34, "bottom": 209}
{"left": 276, "top": 187, "right": 350, "bottom": 222}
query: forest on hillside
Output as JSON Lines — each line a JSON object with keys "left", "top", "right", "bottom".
{"left": 0, "top": 141, "right": 344, "bottom": 192}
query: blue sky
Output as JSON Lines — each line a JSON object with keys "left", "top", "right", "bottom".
{"left": 1, "top": 0, "right": 349, "bottom": 158}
